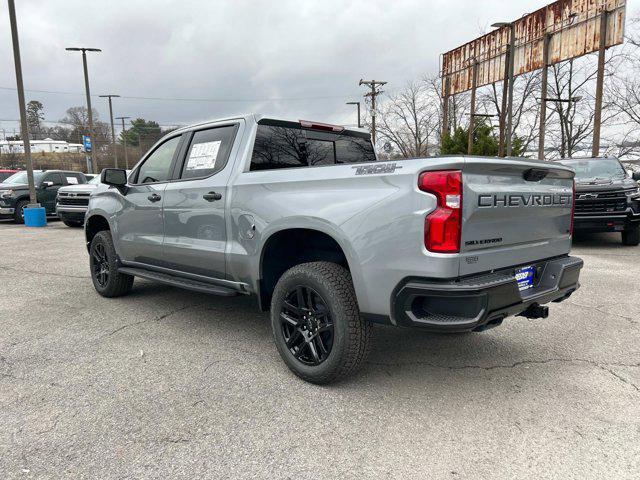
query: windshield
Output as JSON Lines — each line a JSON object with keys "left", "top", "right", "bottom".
{"left": 3, "top": 171, "right": 44, "bottom": 185}
{"left": 88, "top": 175, "right": 102, "bottom": 184}
{"left": 557, "top": 158, "right": 626, "bottom": 181}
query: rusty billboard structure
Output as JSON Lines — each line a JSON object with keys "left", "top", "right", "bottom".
{"left": 440, "top": 0, "right": 627, "bottom": 158}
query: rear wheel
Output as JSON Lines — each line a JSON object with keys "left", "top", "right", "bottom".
{"left": 622, "top": 225, "right": 640, "bottom": 246}
{"left": 270, "top": 261, "right": 372, "bottom": 384}
{"left": 13, "top": 199, "right": 27, "bottom": 224}
{"left": 89, "top": 230, "right": 133, "bottom": 297}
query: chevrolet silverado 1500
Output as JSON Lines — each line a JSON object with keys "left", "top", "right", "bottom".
{"left": 84, "top": 114, "right": 583, "bottom": 383}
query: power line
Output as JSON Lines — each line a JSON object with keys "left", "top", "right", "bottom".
{"left": 0, "top": 118, "right": 183, "bottom": 129}
{"left": 0, "top": 85, "right": 361, "bottom": 103}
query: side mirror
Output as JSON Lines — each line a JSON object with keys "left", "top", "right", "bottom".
{"left": 633, "top": 171, "right": 640, "bottom": 181}
{"left": 41, "top": 181, "right": 54, "bottom": 188}
{"left": 101, "top": 168, "right": 128, "bottom": 187}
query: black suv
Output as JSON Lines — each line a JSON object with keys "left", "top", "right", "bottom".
{"left": 557, "top": 157, "right": 640, "bottom": 245}
{"left": 0, "top": 170, "right": 87, "bottom": 223}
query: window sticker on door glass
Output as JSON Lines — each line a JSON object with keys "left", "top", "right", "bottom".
{"left": 185, "top": 140, "right": 222, "bottom": 171}
{"left": 66, "top": 176, "right": 78, "bottom": 184}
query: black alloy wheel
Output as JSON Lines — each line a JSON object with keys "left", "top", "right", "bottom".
{"left": 91, "top": 242, "right": 110, "bottom": 288}
{"left": 280, "top": 285, "right": 334, "bottom": 366}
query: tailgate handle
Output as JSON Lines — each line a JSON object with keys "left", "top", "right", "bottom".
{"left": 523, "top": 168, "right": 548, "bottom": 182}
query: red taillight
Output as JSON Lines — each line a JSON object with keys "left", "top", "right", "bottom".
{"left": 570, "top": 179, "right": 576, "bottom": 235}
{"left": 419, "top": 170, "right": 462, "bottom": 253}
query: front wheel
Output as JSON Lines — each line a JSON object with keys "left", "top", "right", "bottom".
{"left": 89, "top": 230, "right": 134, "bottom": 297}
{"left": 622, "top": 226, "right": 640, "bottom": 246}
{"left": 270, "top": 262, "right": 372, "bottom": 384}
{"left": 13, "top": 200, "right": 27, "bottom": 224}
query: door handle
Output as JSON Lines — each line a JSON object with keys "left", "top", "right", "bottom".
{"left": 147, "top": 193, "right": 162, "bottom": 202}
{"left": 203, "top": 191, "right": 222, "bottom": 202}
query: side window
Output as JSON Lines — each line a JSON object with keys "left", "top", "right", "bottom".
{"left": 250, "top": 125, "right": 308, "bottom": 171}
{"left": 45, "top": 173, "right": 64, "bottom": 186}
{"left": 135, "top": 136, "right": 181, "bottom": 184}
{"left": 335, "top": 137, "right": 376, "bottom": 164}
{"left": 250, "top": 124, "right": 376, "bottom": 171}
{"left": 180, "top": 125, "right": 237, "bottom": 179}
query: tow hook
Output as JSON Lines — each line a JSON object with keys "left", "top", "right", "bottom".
{"left": 518, "top": 304, "right": 549, "bottom": 320}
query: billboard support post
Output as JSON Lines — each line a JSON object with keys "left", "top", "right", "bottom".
{"left": 505, "top": 23, "right": 516, "bottom": 157}
{"left": 498, "top": 49, "right": 510, "bottom": 157}
{"left": 441, "top": 76, "right": 451, "bottom": 149}
{"left": 538, "top": 33, "right": 552, "bottom": 160}
{"left": 592, "top": 11, "right": 609, "bottom": 158}
{"left": 467, "top": 60, "right": 479, "bottom": 155}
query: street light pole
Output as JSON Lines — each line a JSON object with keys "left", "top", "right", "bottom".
{"left": 99, "top": 94, "right": 120, "bottom": 168}
{"left": 346, "top": 101, "right": 361, "bottom": 128}
{"left": 66, "top": 47, "right": 101, "bottom": 173}
{"left": 8, "top": 0, "right": 37, "bottom": 206}
{"left": 115, "top": 116, "right": 131, "bottom": 169}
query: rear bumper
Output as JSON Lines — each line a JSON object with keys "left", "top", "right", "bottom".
{"left": 392, "top": 255, "right": 583, "bottom": 332}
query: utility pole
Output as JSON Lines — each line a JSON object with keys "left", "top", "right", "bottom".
{"left": 359, "top": 79, "right": 387, "bottom": 146}
{"left": 346, "top": 101, "right": 361, "bottom": 128}
{"left": 66, "top": 47, "right": 101, "bottom": 173}
{"left": 8, "top": 0, "right": 37, "bottom": 206}
{"left": 115, "top": 116, "right": 130, "bottom": 169}
{"left": 99, "top": 94, "right": 120, "bottom": 168}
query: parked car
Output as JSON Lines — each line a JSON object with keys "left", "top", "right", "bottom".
{"left": 84, "top": 114, "right": 583, "bottom": 383}
{"left": 57, "top": 172, "right": 129, "bottom": 227}
{"left": 0, "top": 169, "right": 20, "bottom": 182}
{"left": 56, "top": 175, "right": 101, "bottom": 227}
{"left": 0, "top": 170, "right": 87, "bottom": 223}
{"left": 557, "top": 157, "right": 640, "bottom": 245}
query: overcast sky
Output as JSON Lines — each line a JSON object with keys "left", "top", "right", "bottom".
{"left": 1, "top": 0, "right": 638, "bottom": 135}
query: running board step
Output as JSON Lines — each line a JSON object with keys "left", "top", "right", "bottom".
{"left": 118, "top": 267, "right": 238, "bottom": 296}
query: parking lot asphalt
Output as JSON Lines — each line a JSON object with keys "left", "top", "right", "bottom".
{"left": 0, "top": 220, "right": 638, "bottom": 479}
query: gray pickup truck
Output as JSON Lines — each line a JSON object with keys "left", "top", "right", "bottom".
{"left": 85, "top": 114, "right": 583, "bottom": 383}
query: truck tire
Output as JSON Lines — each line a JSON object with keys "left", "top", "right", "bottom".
{"left": 89, "top": 230, "right": 134, "bottom": 297}
{"left": 270, "top": 261, "right": 372, "bottom": 384}
{"left": 622, "top": 226, "right": 640, "bottom": 246}
{"left": 13, "top": 199, "right": 27, "bottom": 224}
{"left": 63, "top": 219, "right": 84, "bottom": 228}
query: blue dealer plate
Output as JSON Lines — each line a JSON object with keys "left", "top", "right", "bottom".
{"left": 515, "top": 265, "right": 535, "bottom": 291}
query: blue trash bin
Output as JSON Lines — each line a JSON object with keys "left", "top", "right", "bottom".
{"left": 23, "top": 206, "right": 47, "bottom": 227}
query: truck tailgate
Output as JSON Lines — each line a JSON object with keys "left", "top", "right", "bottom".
{"left": 460, "top": 158, "right": 574, "bottom": 276}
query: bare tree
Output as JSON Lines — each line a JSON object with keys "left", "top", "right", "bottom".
{"left": 607, "top": 14, "right": 640, "bottom": 157}
{"left": 545, "top": 55, "right": 618, "bottom": 158}
{"left": 479, "top": 72, "right": 541, "bottom": 155}
{"left": 376, "top": 80, "right": 440, "bottom": 158}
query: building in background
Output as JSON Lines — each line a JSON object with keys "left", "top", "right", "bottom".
{"left": 0, "top": 138, "right": 84, "bottom": 154}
